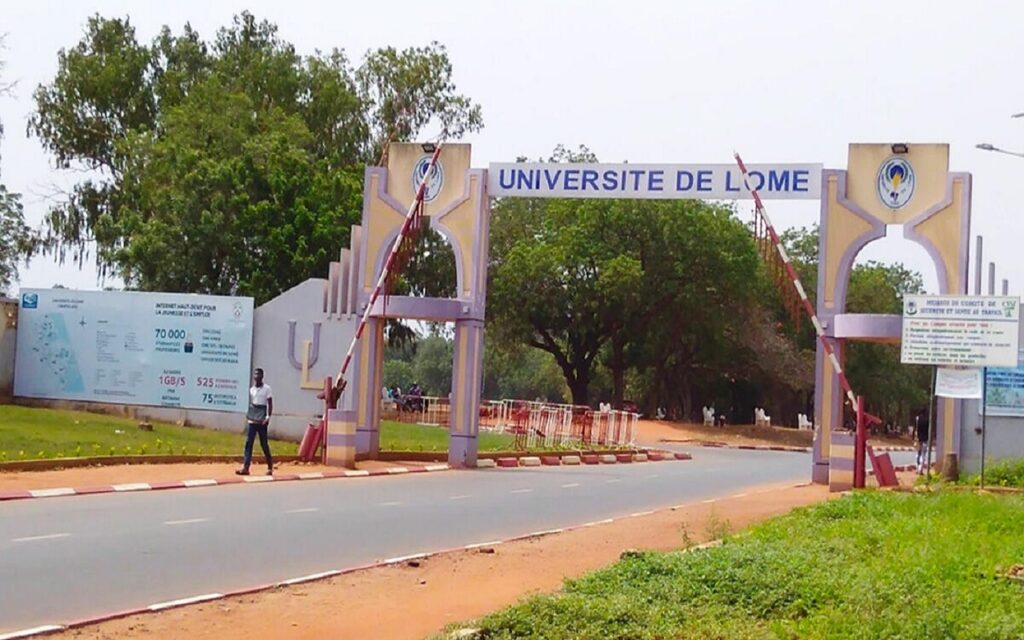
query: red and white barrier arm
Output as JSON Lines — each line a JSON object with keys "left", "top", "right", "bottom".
{"left": 334, "top": 144, "right": 444, "bottom": 388}
{"left": 733, "top": 152, "right": 859, "bottom": 410}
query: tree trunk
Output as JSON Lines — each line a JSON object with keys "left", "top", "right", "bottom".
{"left": 610, "top": 336, "right": 625, "bottom": 409}
{"left": 568, "top": 374, "right": 590, "bottom": 407}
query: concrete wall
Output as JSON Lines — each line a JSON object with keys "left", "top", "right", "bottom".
{"left": 958, "top": 320, "right": 1024, "bottom": 475}
{"left": 251, "top": 278, "right": 358, "bottom": 440}
{"left": 0, "top": 298, "right": 16, "bottom": 401}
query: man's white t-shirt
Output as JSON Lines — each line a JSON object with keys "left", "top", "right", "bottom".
{"left": 250, "top": 384, "right": 273, "bottom": 406}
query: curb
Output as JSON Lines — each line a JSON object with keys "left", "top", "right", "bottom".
{"left": 659, "top": 440, "right": 916, "bottom": 454}
{"left": 0, "top": 463, "right": 451, "bottom": 504}
{"left": 0, "top": 482, "right": 804, "bottom": 640}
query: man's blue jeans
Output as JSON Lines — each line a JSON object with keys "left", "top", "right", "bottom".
{"left": 242, "top": 422, "right": 273, "bottom": 471}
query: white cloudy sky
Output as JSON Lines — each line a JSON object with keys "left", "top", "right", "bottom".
{"left": 2, "top": 0, "right": 1023, "bottom": 295}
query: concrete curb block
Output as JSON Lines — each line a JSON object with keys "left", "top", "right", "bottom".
{"left": 632, "top": 453, "right": 649, "bottom": 462}
{"left": 539, "top": 456, "right": 561, "bottom": 466}
{"left": 561, "top": 455, "right": 582, "bottom": 465}
{"left": 520, "top": 457, "right": 542, "bottom": 467}
{"left": 598, "top": 454, "right": 617, "bottom": 464}
{"left": 472, "top": 459, "right": 497, "bottom": 469}
{"left": 496, "top": 457, "right": 519, "bottom": 468}
{"left": 615, "top": 453, "right": 634, "bottom": 463}
{"left": 659, "top": 440, "right": 915, "bottom": 454}
{"left": 581, "top": 454, "right": 600, "bottom": 465}
{"left": 673, "top": 452, "right": 693, "bottom": 460}
{"left": 2, "top": 482, "right": 808, "bottom": 640}
{"left": 0, "top": 463, "right": 451, "bottom": 503}
{"left": 647, "top": 452, "right": 665, "bottom": 461}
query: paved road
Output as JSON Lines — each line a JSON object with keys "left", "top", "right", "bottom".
{"left": 0, "top": 447, "right": 828, "bottom": 633}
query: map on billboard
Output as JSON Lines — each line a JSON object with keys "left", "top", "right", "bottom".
{"left": 14, "top": 289, "right": 254, "bottom": 413}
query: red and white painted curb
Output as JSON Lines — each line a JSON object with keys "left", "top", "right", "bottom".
{"left": 0, "top": 464, "right": 450, "bottom": 504}
{"left": 0, "top": 482, "right": 801, "bottom": 640}
{"left": 660, "top": 440, "right": 916, "bottom": 455}
{"left": 492, "top": 451, "right": 690, "bottom": 468}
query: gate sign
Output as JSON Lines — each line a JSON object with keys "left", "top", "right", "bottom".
{"left": 487, "top": 163, "right": 822, "bottom": 200}
{"left": 14, "top": 289, "right": 254, "bottom": 413}
{"left": 900, "top": 295, "right": 1020, "bottom": 367}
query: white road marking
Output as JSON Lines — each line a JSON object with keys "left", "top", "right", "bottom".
{"left": 561, "top": 483, "right": 581, "bottom": 488}
{"left": 148, "top": 593, "right": 223, "bottom": 611}
{"left": 242, "top": 476, "right": 274, "bottom": 483}
{"left": 509, "top": 488, "right": 533, "bottom": 494}
{"left": 182, "top": 479, "right": 217, "bottom": 487}
{"left": 384, "top": 552, "right": 428, "bottom": 564}
{"left": 112, "top": 483, "right": 152, "bottom": 492}
{"left": 630, "top": 510, "right": 655, "bottom": 518}
{"left": 11, "top": 533, "right": 70, "bottom": 543}
{"left": 385, "top": 467, "right": 410, "bottom": 475}
{"left": 343, "top": 470, "right": 370, "bottom": 477}
{"left": 278, "top": 570, "right": 341, "bottom": 586}
{"left": 286, "top": 507, "right": 320, "bottom": 513}
{"left": 163, "top": 518, "right": 210, "bottom": 526}
{"left": 731, "top": 492, "right": 749, "bottom": 499}
{"left": 298, "top": 472, "right": 325, "bottom": 480}
{"left": 700, "top": 498, "right": 717, "bottom": 504}
{"left": 0, "top": 625, "right": 66, "bottom": 639}
{"left": 605, "top": 479, "right": 622, "bottom": 484}
{"left": 448, "top": 494, "right": 472, "bottom": 500}
{"left": 27, "top": 488, "right": 75, "bottom": 498}
{"left": 378, "top": 501, "right": 403, "bottom": 507}
{"left": 464, "top": 540, "right": 504, "bottom": 549}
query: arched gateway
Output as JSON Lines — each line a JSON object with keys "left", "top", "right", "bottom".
{"left": 317, "top": 142, "right": 970, "bottom": 484}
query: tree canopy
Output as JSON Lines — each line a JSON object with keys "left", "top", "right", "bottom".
{"left": 0, "top": 41, "right": 32, "bottom": 295}
{"left": 30, "top": 13, "right": 482, "bottom": 302}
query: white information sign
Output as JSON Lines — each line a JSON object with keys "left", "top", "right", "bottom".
{"left": 900, "top": 295, "right": 1020, "bottom": 367}
{"left": 487, "top": 163, "right": 822, "bottom": 200}
{"left": 14, "top": 289, "right": 254, "bottom": 412}
{"left": 935, "top": 367, "right": 983, "bottom": 399}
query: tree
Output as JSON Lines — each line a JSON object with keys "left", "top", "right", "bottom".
{"left": 29, "top": 14, "right": 482, "bottom": 302}
{"left": 488, "top": 146, "right": 763, "bottom": 408}
{"left": 0, "top": 40, "right": 33, "bottom": 295}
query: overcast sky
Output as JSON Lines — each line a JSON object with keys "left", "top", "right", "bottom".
{"left": 2, "top": 0, "right": 1023, "bottom": 295}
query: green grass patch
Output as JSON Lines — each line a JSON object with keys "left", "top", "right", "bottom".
{"left": 455, "top": 491, "right": 1024, "bottom": 639}
{"left": 0, "top": 405, "right": 297, "bottom": 461}
{"left": 380, "top": 421, "right": 515, "bottom": 452}
{"left": 962, "top": 458, "right": 1024, "bottom": 488}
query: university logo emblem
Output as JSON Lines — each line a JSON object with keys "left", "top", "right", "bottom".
{"left": 21, "top": 293, "right": 38, "bottom": 309}
{"left": 412, "top": 156, "right": 444, "bottom": 203}
{"left": 905, "top": 299, "right": 918, "bottom": 316}
{"left": 877, "top": 156, "right": 915, "bottom": 210}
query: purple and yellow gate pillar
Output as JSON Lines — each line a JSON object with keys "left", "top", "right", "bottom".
{"left": 449, "top": 319, "right": 485, "bottom": 467}
{"left": 813, "top": 143, "right": 971, "bottom": 484}
{"left": 326, "top": 408, "right": 357, "bottom": 468}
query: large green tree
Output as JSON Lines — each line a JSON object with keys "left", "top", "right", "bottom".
{"left": 29, "top": 13, "right": 482, "bottom": 302}
{"left": 488, "top": 146, "right": 764, "bottom": 408}
{"left": 0, "top": 42, "right": 32, "bottom": 295}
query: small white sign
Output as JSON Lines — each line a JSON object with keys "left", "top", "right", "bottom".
{"left": 935, "top": 367, "right": 982, "bottom": 399}
{"left": 486, "top": 163, "right": 822, "bottom": 200}
{"left": 901, "top": 295, "right": 1020, "bottom": 367}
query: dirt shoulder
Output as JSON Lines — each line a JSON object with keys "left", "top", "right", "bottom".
{"left": 635, "top": 419, "right": 911, "bottom": 449}
{"left": 58, "top": 482, "right": 829, "bottom": 640}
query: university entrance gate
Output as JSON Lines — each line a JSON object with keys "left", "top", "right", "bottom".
{"left": 320, "top": 142, "right": 971, "bottom": 484}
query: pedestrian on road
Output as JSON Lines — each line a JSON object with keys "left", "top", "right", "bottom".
{"left": 915, "top": 409, "right": 930, "bottom": 474}
{"left": 237, "top": 368, "right": 274, "bottom": 476}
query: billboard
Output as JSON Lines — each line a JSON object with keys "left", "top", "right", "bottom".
{"left": 14, "top": 289, "right": 253, "bottom": 413}
{"left": 982, "top": 354, "right": 1024, "bottom": 417}
{"left": 900, "top": 295, "right": 1020, "bottom": 367}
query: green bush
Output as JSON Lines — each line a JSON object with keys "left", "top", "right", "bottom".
{"left": 964, "top": 459, "right": 1024, "bottom": 488}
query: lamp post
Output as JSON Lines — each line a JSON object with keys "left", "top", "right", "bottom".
{"left": 976, "top": 143, "right": 1024, "bottom": 158}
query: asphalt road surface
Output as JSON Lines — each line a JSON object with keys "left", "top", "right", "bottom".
{"left": 0, "top": 447, "right": 909, "bottom": 633}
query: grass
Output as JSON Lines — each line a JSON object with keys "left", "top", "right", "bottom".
{"left": 0, "top": 404, "right": 299, "bottom": 461}
{"left": 963, "top": 458, "right": 1024, "bottom": 488}
{"left": 380, "top": 421, "right": 516, "bottom": 453}
{"left": 0, "top": 405, "right": 524, "bottom": 461}
{"left": 453, "top": 491, "right": 1024, "bottom": 639}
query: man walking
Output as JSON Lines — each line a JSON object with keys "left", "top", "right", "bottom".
{"left": 915, "top": 409, "right": 930, "bottom": 474}
{"left": 237, "top": 368, "right": 274, "bottom": 476}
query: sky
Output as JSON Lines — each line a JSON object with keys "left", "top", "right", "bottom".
{"left": 2, "top": 0, "right": 1024, "bottom": 296}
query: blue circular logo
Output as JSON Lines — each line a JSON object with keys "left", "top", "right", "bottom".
{"left": 412, "top": 156, "right": 444, "bottom": 203}
{"left": 877, "top": 156, "right": 915, "bottom": 210}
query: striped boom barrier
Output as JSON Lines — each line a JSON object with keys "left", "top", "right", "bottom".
{"left": 733, "top": 152, "right": 859, "bottom": 412}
